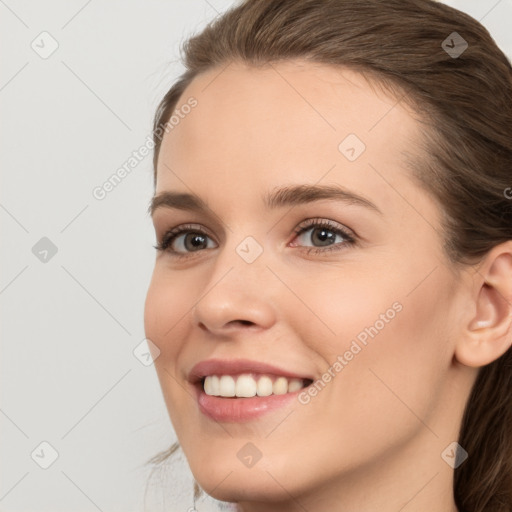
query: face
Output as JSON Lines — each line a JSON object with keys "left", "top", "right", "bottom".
{"left": 144, "top": 61, "right": 468, "bottom": 507}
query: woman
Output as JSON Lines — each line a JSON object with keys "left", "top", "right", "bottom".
{"left": 143, "top": 0, "right": 512, "bottom": 510}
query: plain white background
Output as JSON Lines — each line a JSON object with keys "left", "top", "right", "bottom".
{"left": 1, "top": 1, "right": 511, "bottom": 511}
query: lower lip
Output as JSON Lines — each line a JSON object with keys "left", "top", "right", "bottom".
{"left": 194, "top": 383, "right": 304, "bottom": 422}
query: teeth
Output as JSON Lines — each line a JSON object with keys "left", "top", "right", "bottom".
{"left": 288, "top": 378, "right": 303, "bottom": 392}
{"left": 256, "top": 376, "right": 273, "bottom": 397}
{"left": 204, "top": 375, "right": 220, "bottom": 396}
{"left": 219, "top": 375, "right": 235, "bottom": 397}
{"left": 273, "top": 376, "right": 288, "bottom": 395}
{"left": 236, "top": 374, "right": 257, "bottom": 397}
{"left": 203, "top": 374, "right": 306, "bottom": 397}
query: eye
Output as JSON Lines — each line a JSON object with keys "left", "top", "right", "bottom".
{"left": 154, "top": 219, "right": 357, "bottom": 258}
{"left": 291, "top": 218, "right": 356, "bottom": 255}
{"left": 154, "top": 223, "right": 216, "bottom": 258}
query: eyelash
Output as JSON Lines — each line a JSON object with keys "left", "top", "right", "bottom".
{"left": 153, "top": 218, "right": 357, "bottom": 259}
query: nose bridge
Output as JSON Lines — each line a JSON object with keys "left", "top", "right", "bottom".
{"left": 191, "top": 228, "right": 277, "bottom": 333}
{"left": 213, "top": 214, "right": 271, "bottom": 279}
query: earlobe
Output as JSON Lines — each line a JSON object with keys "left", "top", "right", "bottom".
{"left": 454, "top": 243, "right": 512, "bottom": 368}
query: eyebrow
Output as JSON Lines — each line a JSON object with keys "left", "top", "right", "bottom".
{"left": 148, "top": 184, "right": 382, "bottom": 217}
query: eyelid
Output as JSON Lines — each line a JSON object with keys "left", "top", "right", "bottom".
{"left": 156, "top": 223, "right": 218, "bottom": 253}
{"left": 293, "top": 217, "right": 357, "bottom": 238}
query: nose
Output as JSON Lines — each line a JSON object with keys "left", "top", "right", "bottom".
{"left": 192, "top": 256, "right": 277, "bottom": 338}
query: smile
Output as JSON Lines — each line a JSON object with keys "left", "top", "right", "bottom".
{"left": 188, "top": 358, "right": 315, "bottom": 422}
{"left": 203, "top": 374, "right": 309, "bottom": 397}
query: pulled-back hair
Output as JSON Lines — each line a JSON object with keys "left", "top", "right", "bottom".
{"left": 148, "top": 1, "right": 512, "bottom": 510}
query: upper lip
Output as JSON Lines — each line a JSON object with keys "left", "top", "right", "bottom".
{"left": 188, "top": 358, "right": 314, "bottom": 384}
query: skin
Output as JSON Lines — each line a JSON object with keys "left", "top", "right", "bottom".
{"left": 144, "top": 60, "right": 512, "bottom": 512}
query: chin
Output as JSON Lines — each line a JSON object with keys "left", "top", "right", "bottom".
{"left": 194, "top": 473, "right": 295, "bottom": 504}
{"left": 186, "top": 451, "right": 318, "bottom": 505}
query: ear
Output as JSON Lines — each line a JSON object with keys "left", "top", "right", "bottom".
{"left": 455, "top": 241, "right": 512, "bottom": 368}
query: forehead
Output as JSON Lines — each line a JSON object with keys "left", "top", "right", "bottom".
{"left": 156, "top": 60, "right": 423, "bottom": 210}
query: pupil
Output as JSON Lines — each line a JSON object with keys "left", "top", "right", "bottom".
{"left": 313, "top": 228, "right": 334, "bottom": 246}
{"left": 186, "top": 233, "right": 206, "bottom": 251}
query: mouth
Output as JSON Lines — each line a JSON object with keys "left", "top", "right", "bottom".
{"left": 199, "top": 373, "right": 314, "bottom": 398}
{"left": 188, "top": 359, "right": 315, "bottom": 422}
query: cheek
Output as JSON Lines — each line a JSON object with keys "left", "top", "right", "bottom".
{"left": 144, "top": 270, "right": 196, "bottom": 430}
{"left": 144, "top": 268, "right": 191, "bottom": 363}
{"left": 297, "top": 266, "right": 453, "bottom": 434}
{"left": 300, "top": 254, "right": 454, "bottom": 365}
{"left": 294, "top": 268, "right": 405, "bottom": 359}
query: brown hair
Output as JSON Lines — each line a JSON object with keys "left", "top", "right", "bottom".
{"left": 146, "top": 1, "right": 512, "bottom": 510}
